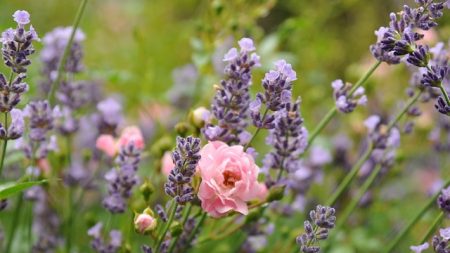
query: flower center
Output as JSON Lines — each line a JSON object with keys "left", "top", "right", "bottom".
{"left": 222, "top": 170, "right": 241, "bottom": 188}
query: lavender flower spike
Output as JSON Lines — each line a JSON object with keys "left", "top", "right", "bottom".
{"left": 251, "top": 59, "right": 297, "bottom": 129}
{"left": 164, "top": 136, "right": 201, "bottom": 204}
{"left": 410, "top": 242, "right": 429, "bottom": 253}
{"left": 2, "top": 10, "right": 39, "bottom": 73}
{"left": 103, "top": 141, "right": 143, "bottom": 213}
{"left": 263, "top": 98, "right": 308, "bottom": 184}
{"left": 332, "top": 79, "right": 367, "bottom": 113}
{"left": 203, "top": 37, "right": 260, "bottom": 144}
{"left": 296, "top": 205, "right": 336, "bottom": 253}
{"left": 437, "top": 186, "right": 450, "bottom": 213}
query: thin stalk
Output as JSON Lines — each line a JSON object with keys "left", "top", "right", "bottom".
{"left": 335, "top": 90, "right": 423, "bottom": 228}
{"left": 0, "top": 113, "right": 9, "bottom": 178}
{"left": 325, "top": 141, "right": 374, "bottom": 207}
{"left": 167, "top": 204, "right": 193, "bottom": 253}
{"left": 4, "top": 194, "right": 24, "bottom": 253}
{"left": 420, "top": 212, "right": 444, "bottom": 244}
{"left": 244, "top": 107, "right": 269, "bottom": 151}
{"left": 0, "top": 71, "right": 15, "bottom": 178}
{"left": 383, "top": 178, "right": 450, "bottom": 253}
{"left": 187, "top": 212, "right": 207, "bottom": 252}
{"left": 155, "top": 201, "right": 178, "bottom": 252}
{"left": 65, "top": 136, "right": 74, "bottom": 253}
{"left": 47, "top": 0, "right": 89, "bottom": 103}
{"left": 306, "top": 61, "right": 381, "bottom": 150}
{"left": 439, "top": 83, "right": 450, "bottom": 107}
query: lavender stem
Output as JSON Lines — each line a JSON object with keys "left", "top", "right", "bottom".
{"left": 420, "top": 211, "right": 444, "bottom": 244}
{"left": 383, "top": 178, "right": 450, "bottom": 253}
{"left": 47, "top": 0, "right": 89, "bottom": 104}
{"left": 306, "top": 61, "right": 381, "bottom": 151}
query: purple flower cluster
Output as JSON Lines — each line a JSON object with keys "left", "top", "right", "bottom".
{"left": 15, "top": 100, "right": 58, "bottom": 161}
{"left": 164, "top": 136, "right": 201, "bottom": 205}
{"left": 87, "top": 223, "right": 122, "bottom": 253}
{"left": 371, "top": 1, "right": 447, "bottom": 64}
{"left": 103, "top": 143, "right": 142, "bottom": 213}
{"left": 0, "top": 11, "right": 39, "bottom": 141}
{"left": 250, "top": 60, "right": 297, "bottom": 128}
{"left": 437, "top": 186, "right": 450, "bottom": 213}
{"left": 331, "top": 79, "right": 367, "bottom": 113}
{"left": 95, "top": 97, "right": 123, "bottom": 136}
{"left": 1, "top": 10, "right": 39, "bottom": 73}
{"left": 431, "top": 228, "right": 450, "bottom": 253}
{"left": 203, "top": 38, "right": 260, "bottom": 144}
{"left": 263, "top": 99, "right": 308, "bottom": 183}
{"left": 371, "top": 1, "right": 450, "bottom": 116}
{"left": 296, "top": 205, "right": 336, "bottom": 253}
{"left": 40, "top": 27, "right": 97, "bottom": 137}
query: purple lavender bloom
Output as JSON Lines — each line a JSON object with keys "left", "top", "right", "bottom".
{"left": 87, "top": 222, "right": 122, "bottom": 253}
{"left": 296, "top": 205, "right": 336, "bottom": 253}
{"left": 96, "top": 97, "right": 123, "bottom": 135}
{"left": 203, "top": 38, "right": 259, "bottom": 144}
{"left": 0, "top": 72, "right": 29, "bottom": 113}
{"left": 1, "top": 10, "right": 39, "bottom": 74}
{"left": 141, "top": 245, "right": 153, "bottom": 253}
{"left": 15, "top": 100, "right": 58, "bottom": 161}
{"left": 432, "top": 231, "right": 450, "bottom": 253}
{"left": 437, "top": 186, "right": 450, "bottom": 213}
{"left": 370, "top": 1, "right": 447, "bottom": 64}
{"left": 331, "top": 79, "right": 367, "bottom": 113}
{"left": 103, "top": 142, "right": 142, "bottom": 213}
{"left": 12, "top": 10, "right": 30, "bottom": 26}
{"left": 263, "top": 99, "right": 308, "bottom": 184}
{"left": 410, "top": 242, "right": 429, "bottom": 253}
{"left": 164, "top": 136, "right": 201, "bottom": 204}
{"left": 251, "top": 60, "right": 297, "bottom": 129}
{"left": 0, "top": 108, "right": 25, "bottom": 140}
{"left": 41, "top": 27, "right": 85, "bottom": 77}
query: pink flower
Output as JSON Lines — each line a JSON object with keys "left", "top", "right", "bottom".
{"left": 198, "top": 141, "right": 268, "bottom": 218}
{"left": 96, "top": 134, "right": 117, "bottom": 157}
{"left": 96, "top": 126, "right": 145, "bottom": 157}
{"left": 161, "top": 151, "right": 174, "bottom": 176}
{"left": 117, "top": 126, "right": 145, "bottom": 150}
{"left": 134, "top": 213, "right": 157, "bottom": 234}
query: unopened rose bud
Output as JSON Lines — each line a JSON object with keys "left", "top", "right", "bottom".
{"left": 134, "top": 208, "right": 157, "bottom": 234}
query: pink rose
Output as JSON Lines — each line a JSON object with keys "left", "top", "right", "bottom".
{"left": 198, "top": 141, "right": 268, "bottom": 218}
{"left": 96, "top": 134, "right": 117, "bottom": 157}
{"left": 117, "top": 126, "right": 145, "bottom": 150}
{"left": 161, "top": 151, "right": 174, "bottom": 176}
{"left": 96, "top": 126, "right": 145, "bottom": 157}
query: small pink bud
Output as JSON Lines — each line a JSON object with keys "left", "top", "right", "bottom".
{"left": 96, "top": 134, "right": 117, "bottom": 157}
{"left": 134, "top": 209, "right": 157, "bottom": 234}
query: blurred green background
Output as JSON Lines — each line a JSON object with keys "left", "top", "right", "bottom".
{"left": 1, "top": 0, "right": 450, "bottom": 252}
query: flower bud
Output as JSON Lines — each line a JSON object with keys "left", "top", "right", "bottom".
{"left": 267, "top": 185, "right": 286, "bottom": 202}
{"left": 170, "top": 221, "right": 183, "bottom": 237}
{"left": 190, "top": 107, "right": 211, "bottom": 128}
{"left": 139, "top": 180, "right": 155, "bottom": 202}
{"left": 134, "top": 208, "right": 157, "bottom": 234}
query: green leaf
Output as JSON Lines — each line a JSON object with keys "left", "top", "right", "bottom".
{"left": 0, "top": 180, "right": 47, "bottom": 199}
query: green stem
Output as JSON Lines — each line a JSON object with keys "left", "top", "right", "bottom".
{"left": 4, "top": 194, "right": 23, "bottom": 253}
{"left": 0, "top": 113, "right": 9, "bottom": 178}
{"left": 335, "top": 90, "right": 423, "bottom": 228}
{"left": 420, "top": 212, "right": 444, "bottom": 244}
{"left": 155, "top": 202, "right": 178, "bottom": 252}
{"left": 383, "top": 178, "right": 450, "bottom": 253}
{"left": 187, "top": 212, "right": 207, "bottom": 252}
{"left": 47, "top": 0, "right": 89, "bottom": 104}
{"left": 168, "top": 204, "right": 193, "bottom": 253}
{"left": 306, "top": 61, "right": 381, "bottom": 151}
{"left": 244, "top": 107, "right": 269, "bottom": 151}
{"left": 439, "top": 83, "right": 450, "bottom": 107}
{"left": 325, "top": 141, "right": 374, "bottom": 207}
